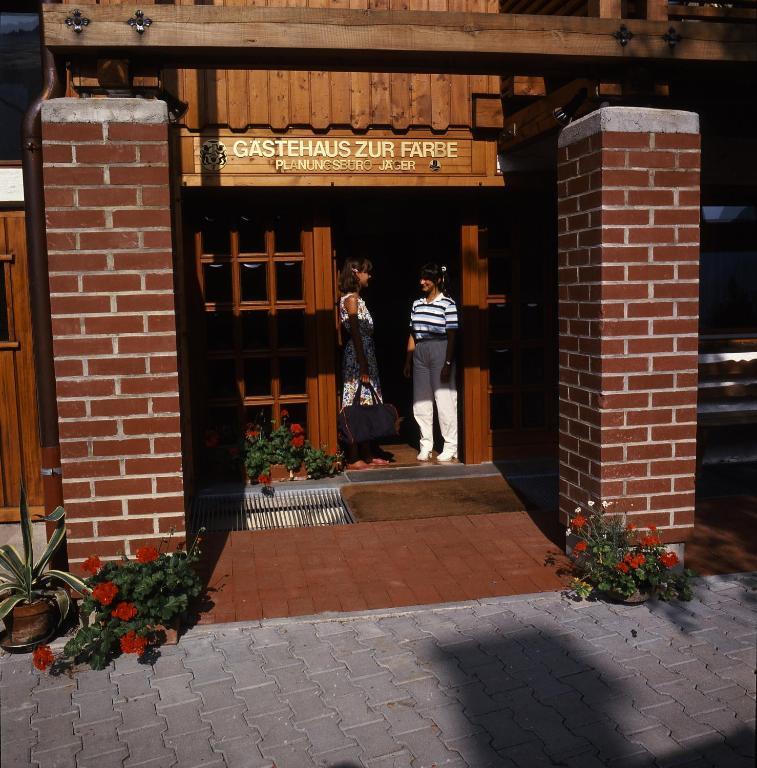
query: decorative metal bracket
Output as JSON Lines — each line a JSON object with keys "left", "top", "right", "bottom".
{"left": 65, "top": 9, "right": 90, "bottom": 34}
{"left": 663, "top": 27, "right": 683, "bottom": 49}
{"left": 612, "top": 25, "right": 634, "bottom": 47}
{"left": 127, "top": 10, "right": 152, "bottom": 34}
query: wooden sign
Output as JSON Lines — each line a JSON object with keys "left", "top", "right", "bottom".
{"left": 177, "top": 130, "right": 500, "bottom": 187}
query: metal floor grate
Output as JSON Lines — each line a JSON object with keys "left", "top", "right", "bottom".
{"left": 189, "top": 488, "right": 354, "bottom": 533}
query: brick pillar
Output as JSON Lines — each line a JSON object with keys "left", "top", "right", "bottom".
{"left": 557, "top": 107, "right": 700, "bottom": 546}
{"left": 41, "top": 98, "right": 184, "bottom": 567}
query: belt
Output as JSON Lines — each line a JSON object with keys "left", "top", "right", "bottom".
{"left": 415, "top": 336, "right": 446, "bottom": 342}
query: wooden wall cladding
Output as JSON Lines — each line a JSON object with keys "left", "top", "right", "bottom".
{"left": 0, "top": 213, "right": 44, "bottom": 522}
{"left": 171, "top": 0, "right": 501, "bottom": 133}
{"left": 62, "top": 0, "right": 500, "bottom": 133}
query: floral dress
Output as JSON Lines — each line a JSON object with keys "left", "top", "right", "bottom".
{"left": 339, "top": 293, "right": 383, "bottom": 407}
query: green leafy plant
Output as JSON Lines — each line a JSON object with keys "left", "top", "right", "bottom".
{"left": 0, "top": 486, "right": 89, "bottom": 629}
{"left": 568, "top": 499, "right": 695, "bottom": 602}
{"left": 243, "top": 412, "right": 340, "bottom": 482}
{"left": 304, "top": 445, "right": 343, "bottom": 479}
{"left": 62, "top": 531, "right": 204, "bottom": 670}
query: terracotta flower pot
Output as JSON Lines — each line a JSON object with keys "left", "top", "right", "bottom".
{"left": 151, "top": 616, "right": 181, "bottom": 645}
{"left": 604, "top": 589, "right": 655, "bottom": 605}
{"left": 5, "top": 599, "right": 56, "bottom": 645}
{"left": 268, "top": 464, "right": 306, "bottom": 482}
{"left": 269, "top": 464, "right": 289, "bottom": 482}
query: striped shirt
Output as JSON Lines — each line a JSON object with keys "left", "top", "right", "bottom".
{"left": 409, "top": 295, "right": 459, "bottom": 340}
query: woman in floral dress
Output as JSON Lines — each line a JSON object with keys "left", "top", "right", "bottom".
{"left": 338, "top": 257, "right": 389, "bottom": 470}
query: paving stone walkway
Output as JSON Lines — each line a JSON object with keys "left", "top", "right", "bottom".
{"left": 1, "top": 573, "right": 755, "bottom": 768}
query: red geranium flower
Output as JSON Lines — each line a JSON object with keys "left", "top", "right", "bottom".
{"left": 615, "top": 562, "right": 629, "bottom": 573}
{"left": 572, "top": 515, "right": 587, "bottom": 528}
{"left": 136, "top": 546, "right": 159, "bottom": 564}
{"left": 258, "top": 473, "right": 271, "bottom": 485}
{"left": 111, "top": 601, "right": 138, "bottom": 621}
{"left": 82, "top": 555, "right": 102, "bottom": 575}
{"left": 626, "top": 523, "right": 637, "bottom": 532}
{"left": 280, "top": 409, "right": 290, "bottom": 419}
{"left": 291, "top": 435, "right": 305, "bottom": 448}
{"left": 660, "top": 552, "right": 679, "bottom": 568}
{"left": 623, "top": 553, "right": 646, "bottom": 569}
{"left": 641, "top": 535, "right": 660, "bottom": 547}
{"left": 573, "top": 541, "right": 587, "bottom": 553}
{"left": 246, "top": 428, "right": 259, "bottom": 440}
{"left": 92, "top": 581, "right": 119, "bottom": 606}
{"left": 32, "top": 645, "right": 54, "bottom": 671}
{"left": 120, "top": 630, "right": 148, "bottom": 656}
{"left": 289, "top": 423, "right": 304, "bottom": 435}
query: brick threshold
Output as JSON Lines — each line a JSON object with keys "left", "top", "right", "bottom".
{"left": 194, "top": 509, "right": 571, "bottom": 625}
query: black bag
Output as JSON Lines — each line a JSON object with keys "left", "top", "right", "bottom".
{"left": 338, "top": 383, "right": 399, "bottom": 445}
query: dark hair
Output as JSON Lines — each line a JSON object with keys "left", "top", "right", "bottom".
{"left": 338, "top": 257, "right": 372, "bottom": 294}
{"left": 420, "top": 262, "right": 452, "bottom": 296}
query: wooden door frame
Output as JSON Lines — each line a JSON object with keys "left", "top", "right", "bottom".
{"left": 460, "top": 216, "right": 489, "bottom": 465}
{"left": 311, "top": 211, "right": 339, "bottom": 455}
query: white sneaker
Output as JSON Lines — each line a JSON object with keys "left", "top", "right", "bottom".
{"left": 436, "top": 450, "right": 457, "bottom": 463}
{"left": 417, "top": 451, "right": 433, "bottom": 461}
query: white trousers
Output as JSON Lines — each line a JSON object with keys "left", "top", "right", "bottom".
{"left": 412, "top": 340, "right": 458, "bottom": 457}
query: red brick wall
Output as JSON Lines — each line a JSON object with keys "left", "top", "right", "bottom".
{"left": 557, "top": 108, "right": 700, "bottom": 543}
{"left": 41, "top": 99, "right": 185, "bottom": 568}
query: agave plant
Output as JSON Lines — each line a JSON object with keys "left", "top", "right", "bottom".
{"left": 0, "top": 486, "right": 90, "bottom": 626}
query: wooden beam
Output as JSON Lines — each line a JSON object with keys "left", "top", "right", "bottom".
{"left": 645, "top": 0, "right": 669, "bottom": 21}
{"left": 588, "top": 0, "right": 622, "bottom": 18}
{"left": 504, "top": 76, "right": 547, "bottom": 98}
{"left": 96, "top": 59, "right": 130, "bottom": 90}
{"left": 500, "top": 78, "right": 596, "bottom": 151}
{"left": 42, "top": 6, "right": 756, "bottom": 73}
{"left": 669, "top": 5, "right": 757, "bottom": 22}
{"left": 473, "top": 94, "right": 504, "bottom": 130}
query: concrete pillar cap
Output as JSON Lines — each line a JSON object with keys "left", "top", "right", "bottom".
{"left": 558, "top": 106, "right": 699, "bottom": 147}
{"left": 41, "top": 97, "right": 168, "bottom": 124}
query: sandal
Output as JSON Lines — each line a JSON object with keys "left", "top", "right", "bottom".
{"left": 369, "top": 458, "right": 391, "bottom": 466}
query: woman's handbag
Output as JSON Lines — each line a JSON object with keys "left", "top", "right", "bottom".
{"left": 338, "top": 383, "right": 399, "bottom": 445}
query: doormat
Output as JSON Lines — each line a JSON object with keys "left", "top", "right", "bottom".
{"left": 341, "top": 474, "right": 526, "bottom": 523}
{"left": 189, "top": 488, "right": 354, "bottom": 533}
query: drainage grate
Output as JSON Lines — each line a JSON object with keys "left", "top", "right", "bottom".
{"left": 189, "top": 488, "right": 354, "bottom": 533}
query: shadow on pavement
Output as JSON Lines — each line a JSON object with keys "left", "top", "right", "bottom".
{"left": 420, "top": 618, "right": 755, "bottom": 767}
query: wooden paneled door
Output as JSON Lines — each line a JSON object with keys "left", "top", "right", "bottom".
{"left": 188, "top": 201, "right": 337, "bottom": 484}
{"left": 0, "top": 211, "right": 43, "bottom": 521}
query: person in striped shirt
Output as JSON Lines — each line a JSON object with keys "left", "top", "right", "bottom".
{"left": 403, "top": 263, "right": 459, "bottom": 462}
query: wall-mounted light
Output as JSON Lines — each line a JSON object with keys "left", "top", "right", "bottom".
{"left": 553, "top": 88, "right": 589, "bottom": 127}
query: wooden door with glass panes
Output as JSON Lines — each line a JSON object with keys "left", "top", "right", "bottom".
{"left": 193, "top": 207, "right": 326, "bottom": 482}
{"left": 481, "top": 195, "right": 557, "bottom": 458}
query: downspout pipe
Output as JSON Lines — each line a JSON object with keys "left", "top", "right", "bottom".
{"left": 21, "top": 1, "right": 67, "bottom": 565}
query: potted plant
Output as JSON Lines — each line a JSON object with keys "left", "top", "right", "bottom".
{"left": 0, "top": 486, "right": 89, "bottom": 649}
{"left": 60, "top": 530, "right": 204, "bottom": 670}
{"left": 567, "top": 499, "right": 695, "bottom": 604}
{"left": 204, "top": 426, "right": 242, "bottom": 481}
{"left": 243, "top": 412, "right": 341, "bottom": 483}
